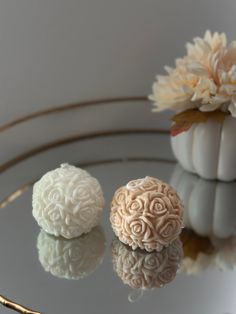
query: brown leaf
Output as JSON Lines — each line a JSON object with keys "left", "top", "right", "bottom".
{"left": 180, "top": 229, "right": 215, "bottom": 259}
{"left": 171, "top": 109, "right": 226, "bottom": 136}
{"left": 210, "top": 110, "right": 226, "bottom": 123}
{"left": 170, "top": 122, "right": 192, "bottom": 136}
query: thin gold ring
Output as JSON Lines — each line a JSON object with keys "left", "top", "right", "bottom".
{"left": 0, "top": 128, "right": 169, "bottom": 173}
{"left": 0, "top": 96, "right": 147, "bottom": 133}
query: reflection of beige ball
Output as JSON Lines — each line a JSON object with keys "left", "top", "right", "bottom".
{"left": 32, "top": 164, "right": 104, "bottom": 239}
{"left": 37, "top": 226, "right": 106, "bottom": 280}
{"left": 110, "top": 176, "right": 184, "bottom": 252}
{"left": 112, "top": 238, "right": 183, "bottom": 289}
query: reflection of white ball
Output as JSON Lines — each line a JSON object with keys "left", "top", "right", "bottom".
{"left": 37, "top": 226, "right": 106, "bottom": 279}
{"left": 32, "top": 164, "right": 104, "bottom": 238}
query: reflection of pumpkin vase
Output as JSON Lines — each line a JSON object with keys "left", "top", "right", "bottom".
{"left": 37, "top": 226, "right": 106, "bottom": 280}
{"left": 180, "top": 229, "right": 236, "bottom": 274}
{"left": 111, "top": 238, "right": 183, "bottom": 300}
{"left": 170, "top": 164, "right": 236, "bottom": 239}
{"left": 170, "top": 165, "right": 236, "bottom": 273}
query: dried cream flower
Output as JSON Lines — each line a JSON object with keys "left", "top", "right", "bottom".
{"left": 150, "top": 31, "right": 236, "bottom": 117}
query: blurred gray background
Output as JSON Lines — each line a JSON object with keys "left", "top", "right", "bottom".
{"left": 0, "top": 0, "right": 235, "bottom": 125}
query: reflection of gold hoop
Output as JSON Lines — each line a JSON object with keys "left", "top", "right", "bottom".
{"left": 0, "top": 97, "right": 171, "bottom": 314}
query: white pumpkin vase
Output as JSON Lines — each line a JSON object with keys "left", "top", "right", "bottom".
{"left": 170, "top": 165, "right": 236, "bottom": 238}
{"left": 171, "top": 116, "right": 236, "bottom": 181}
{"left": 149, "top": 31, "right": 236, "bottom": 182}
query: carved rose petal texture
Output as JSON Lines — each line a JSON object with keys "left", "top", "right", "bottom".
{"left": 37, "top": 226, "right": 105, "bottom": 279}
{"left": 112, "top": 238, "right": 183, "bottom": 289}
{"left": 32, "top": 164, "right": 104, "bottom": 238}
{"left": 110, "top": 176, "right": 184, "bottom": 252}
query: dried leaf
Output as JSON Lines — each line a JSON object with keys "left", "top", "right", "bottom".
{"left": 170, "top": 122, "right": 192, "bottom": 136}
{"left": 180, "top": 230, "right": 215, "bottom": 259}
{"left": 210, "top": 110, "right": 226, "bottom": 123}
{"left": 171, "top": 109, "right": 226, "bottom": 136}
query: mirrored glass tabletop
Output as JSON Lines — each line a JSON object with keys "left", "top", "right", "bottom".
{"left": 0, "top": 131, "right": 236, "bottom": 314}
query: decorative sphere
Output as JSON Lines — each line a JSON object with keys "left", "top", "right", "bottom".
{"left": 32, "top": 164, "right": 104, "bottom": 238}
{"left": 37, "top": 226, "right": 106, "bottom": 279}
{"left": 112, "top": 238, "right": 183, "bottom": 290}
{"left": 110, "top": 176, "right": 184, "bottom": 252}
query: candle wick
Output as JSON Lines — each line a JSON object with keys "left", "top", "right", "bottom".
{"left": 60, "top": 163, "right": 70, "bottom": 169}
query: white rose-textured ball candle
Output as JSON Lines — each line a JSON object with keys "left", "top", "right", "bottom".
{"left": 32, "top": 164, "right": 104, "bottom": 238}
{"left": 110, "top": 176, "right": 184, "bottom": 252}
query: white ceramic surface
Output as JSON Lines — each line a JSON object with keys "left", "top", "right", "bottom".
{"left": 170, "top": 165, "right": 236, "bottom": 238}
{"left": 171, "top": 116, "right": 236, "bottom": 181}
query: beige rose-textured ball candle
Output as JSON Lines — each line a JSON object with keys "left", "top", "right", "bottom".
{"left": 32, "top": 163, "right": 104, "bottom": 239}
{"left": 110, "top": 176, "right": 184, "bottom": 252}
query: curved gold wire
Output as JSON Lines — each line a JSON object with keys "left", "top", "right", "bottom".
{"left": 0, "top": 96, "right": 147, "bottom": 133}
{"left": 0, "top": 295, "right": 41, "bottom": 314}
{"left": 0, "top": 128, "right": 169, "bottom": 173}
